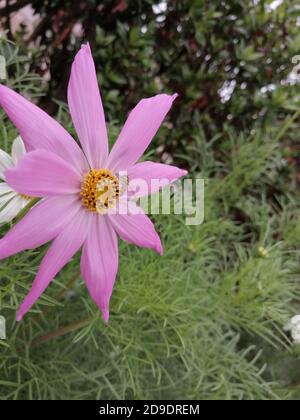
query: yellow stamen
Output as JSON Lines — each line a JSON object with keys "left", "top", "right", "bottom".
{"left": 80, "top": 169, "right": 126, "bottom": 214}
{"left": 20, "top": 194, "right": 33, "bottom": 200}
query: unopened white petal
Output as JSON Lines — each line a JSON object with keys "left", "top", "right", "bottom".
{"left": 0, "top": 182, "right": 14, "bottom": 196}
{"left": 11, "top": 136, "right": 26, "bottom": 164}
{"left": 0, "top": 191, "right": 16, "bottom": 208}
{"left": 0, "top": 149, "right": 14, "bottom": 180}
{"left": 0, "top": 195, "right": 23, "bottom": 223}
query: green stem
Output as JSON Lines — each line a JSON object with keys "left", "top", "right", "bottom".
{"left": 275, "top": 109, "right": 300, "bottom": 143}
{"left": 13, "top": 197, "right": 40, "bottom": 223}
{"left": 31, "top": 270, "right": 81, "bottom": 324}
{"left": 31, "top": 316, "right": 92, "bottom": 348}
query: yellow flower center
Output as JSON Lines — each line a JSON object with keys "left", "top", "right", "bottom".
{"left": 80, "top": 169, "right": 125, "bottom": 214}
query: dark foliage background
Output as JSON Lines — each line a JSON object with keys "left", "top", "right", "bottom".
{"left": 1, "top": 0, "right": 300, "bottom": 176}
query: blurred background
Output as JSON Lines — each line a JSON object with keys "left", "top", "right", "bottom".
{"left": 1, "top": 0, "right": 300, "bottom": 400}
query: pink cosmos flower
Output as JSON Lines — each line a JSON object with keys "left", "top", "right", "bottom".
{"left": 0, "top": 44, "right": 187, "bottom": 323}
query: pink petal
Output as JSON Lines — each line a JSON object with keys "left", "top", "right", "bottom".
{"left": 108, "top": 201, "right": 163, "bottom": 255}
{"left": 81, "top": 215, "right": 118, "bottom": 324}
{"left": 16, "top": 207, "right": 90, "bottom": 321}
{"left": 107, "top": 93, "right": 177, "bottom": 172}
{"left": 5, "top": 149, "right": 82, "bottom": 197}
{"left": 0, "top": 84, "right": 88, "bottom": 175}
{"left": 68, "top": 44, "right": 108, "bottom": 168}
{"left": 0, "top": 195, "right": 81, "bottom": 260}
{"left": 127, "top": 161, "right": 187, "bottom": 198}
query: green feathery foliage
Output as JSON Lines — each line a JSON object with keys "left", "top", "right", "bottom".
{"left": 0, "top": 35, "right": 300, "bottom": 400}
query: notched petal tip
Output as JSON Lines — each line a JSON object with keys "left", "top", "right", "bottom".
{"left": 157, "top": 246, "right": 163, "bottom": 257}
{"left": 155, "top": 92, "right": 178, "bottom": 104}
{"left": 78, "top": 42, "right": 92, "bottom": 58}
{"left": 81, "top": 42, "right": 91, "bottom": 50}
{"left": 101, "top": 307, "right": 110, "bottom": 325}
{"left": 155, "top": 239, "right": 163, "bottom": 256}
{"left": 16, "top": 311, "right": 23, "bottom": 322}
{"left": 73, "top": 43, "right": 91, "bottom": 66}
